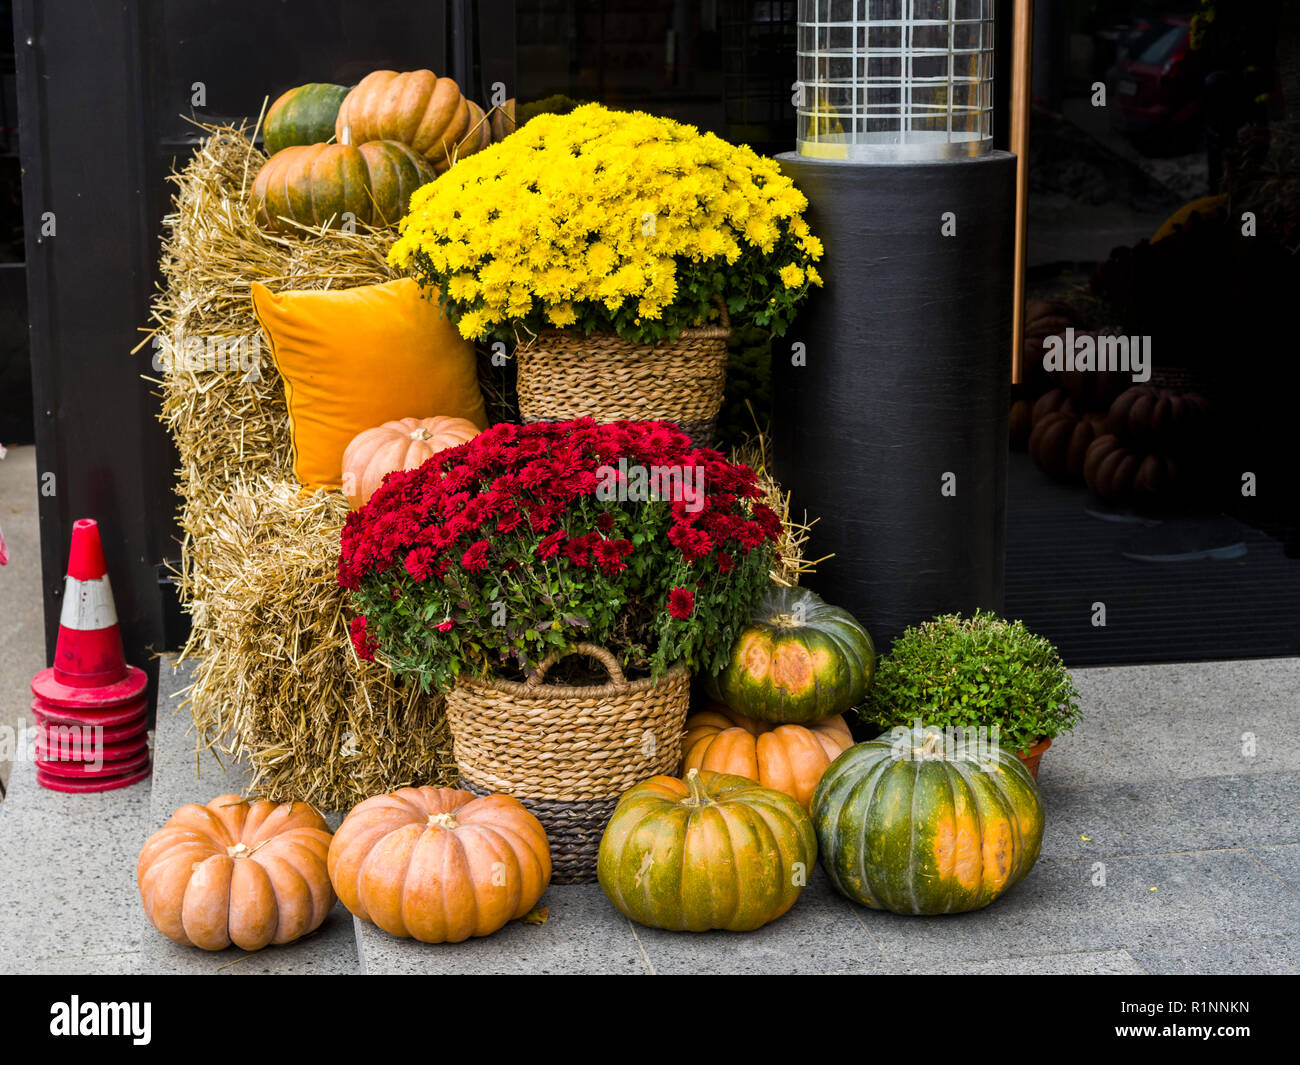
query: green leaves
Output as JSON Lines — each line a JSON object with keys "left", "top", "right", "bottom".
{"left": 858, "top": 609, "right": 1081, "bottom": 756}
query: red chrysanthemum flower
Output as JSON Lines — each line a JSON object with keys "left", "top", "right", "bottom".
{"left": 535, "top": 529, "right": 568, "bottom": 559}
{"left": 349, "top": 616, "right": 378, "bottom": 660}
{"left": 461, "top": 540, "right": 490, "bottom": 572}
{"left": 667, "top": 587, "right": 695, "bottom": 620}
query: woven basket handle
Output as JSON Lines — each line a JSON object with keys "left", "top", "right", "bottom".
{"left": 711, "top": 295, "right": 731, "bottom": 331}
{"left": 527, "top": 643, "right": 628, "bottom": 688}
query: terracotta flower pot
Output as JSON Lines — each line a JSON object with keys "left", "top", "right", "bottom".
{"left": 1018, "top": 735, "right": 1052, "bottom": 781}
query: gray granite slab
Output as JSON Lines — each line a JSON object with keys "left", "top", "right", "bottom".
{"left": 356, "top": 884, "right": 650, "bottom": 975}
{"left": 1128, "top": 937, "right": 1300, "bottom": 975}
{"left": 1250, "top": 844, "right": 1300, "bottom": 893}
{"left": 139, "top": 657, "right": 358, "bottom": 974}
{"left": 138, "top": 905, "right": 359, "bottom": 975}
{"left": 0, "top": 752, "right": 151, "bottom": 973}
{"left": 1038, "top": 771, "right": 1300, "bottom": 859}
{"left": 23, "top": 952, "right": 144, "bottom": 975}
{"left": 631, "top": 865, "right": 890, "bottom": 975}
{"left": 150, "top": 657, "right": 254, "bottom": 824}
{"left": 894, "top": 949, "right": 1146, "bottom": 975}
{"left": 1047, "top": 658, "right": 1300, "bottom": 789}
{"left": 860, "top": 849, "right": 1300, "bottom": 967}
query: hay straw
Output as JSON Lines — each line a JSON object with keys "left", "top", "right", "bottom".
{"left": 729, "top": 408, "right": 830, "bottom": 587}
{"left": 149, "top": 121, "right": 455, "bottom": 806}
{"left": 178, "top": 478, "right": 455, "bottom": 805}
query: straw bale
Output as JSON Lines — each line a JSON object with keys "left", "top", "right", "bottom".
{"left": 149, "top": 122, "right": 453, "bottom": 805}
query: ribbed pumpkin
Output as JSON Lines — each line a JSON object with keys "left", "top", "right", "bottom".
{"left": 342, "top": 416, "right": 481, "bottom": 509}
{"left": 1029, "top": 410, "right": 1106, "bottom": 481}
{"left": 250, "top": 134, "right": 434, "bottom": 232}
{"left": 812, "top": 730, "right": 1044, "bottom": 915}
{"left": 706, "top": 586, "right": 875, "bottom": 724}
{"left": 335, "top": 69, "right": 493, "bottom": 173}
{"left": 137, "top": 794, "right": 335, "bottom": 950}
{"left": 1104, "top": 386, "right": 1211, "bottom": 453}
{"left": 682, "top": 703, "right": 853, "bottom": 810}
{"left": 328, "top": 787, "right": 550, "bottom": 943}
{"left": 598, "top": 769, "right": 817, "bottom": 932}
{"left": 1083, "top": 434, "right": 1183, "bottom": 506}
{"left": 264, "top": 82, "right": 349, "bottom": 155}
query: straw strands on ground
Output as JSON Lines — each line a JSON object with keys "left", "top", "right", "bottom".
{"left": 149, "top": 122, "right": 453, "bottom": 806}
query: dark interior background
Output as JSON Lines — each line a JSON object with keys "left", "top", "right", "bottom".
{"left": 6, "top": 0, "right": 1298, "bottom": 676}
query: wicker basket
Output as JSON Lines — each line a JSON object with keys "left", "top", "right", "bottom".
{"left": 515, "top": 307, "right": 731, "bottom": 447}
{"left": 445, "top": 643, "right": 690, "bottom": 884}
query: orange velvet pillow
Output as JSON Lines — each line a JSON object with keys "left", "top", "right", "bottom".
{"left": 252, "top": 278, "right": 487, "bottom": 491}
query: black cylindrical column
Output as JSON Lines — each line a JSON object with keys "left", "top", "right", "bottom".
{"left": 773, "top": 151, "right": 1017, "bottom": 653}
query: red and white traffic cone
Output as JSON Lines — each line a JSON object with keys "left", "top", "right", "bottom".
{"left": 30, "top": 518, "right": 151, "bottom": 792}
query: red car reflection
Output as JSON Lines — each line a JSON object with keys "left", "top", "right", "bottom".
{"left": 1110, "top": 15, "right": 1205, "bottom": 153}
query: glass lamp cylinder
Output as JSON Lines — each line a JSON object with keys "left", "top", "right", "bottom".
{"left": 797, "top": 0, "right": 995, "bottom": 161}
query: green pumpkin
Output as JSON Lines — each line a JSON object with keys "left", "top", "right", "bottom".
{"left": 264, "top": 83, "right": 350, "bottom": 156}
{"left": 706, "top": 586, "right": 875, "bottom": 724}
{"left": 597, "top": 769, "right": 817, "bottom": 932}
{"left": 812, "top": 729, "right": 1044, "bottom": 915}
{"left": 250, "top": 139, "right": 435, "bottom": 232}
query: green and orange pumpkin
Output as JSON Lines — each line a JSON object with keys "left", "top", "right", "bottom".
{"left": 706, "top": 586, "right": 875, "bottom": 724}
{"left": 812, "top": 729, "right": 1044, "bottom": 915}
{"left": 264, "top": 82, "right": 350, "bottom": 156}
{"left": 250, "top": 132, "right": 435, "bottom": 232}
{"left": 597, "top": 769, "right": 816, "bottom": 932}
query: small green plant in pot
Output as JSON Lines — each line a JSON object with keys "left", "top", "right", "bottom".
{"left": 857, "top": 610, "right": 1080, "bottom": 780}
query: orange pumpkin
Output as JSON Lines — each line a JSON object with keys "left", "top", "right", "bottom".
{"left": 682, "top": 703, "right": 854, "bottom": 810}
{"left": 137, "top": 794, "right": 335, "bottom": 951}
{"left": 335, "top": 70, "right": 494, "bottom": 173}
{"left": 342, "top": 416, "right": 481, "bottom": 509}
{"left": 327, "top": 787, "right": 551, "bottom": 943}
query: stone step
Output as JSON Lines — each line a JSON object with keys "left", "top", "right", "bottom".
{"left": 136, "top": 657, "right": 359, "bottom": 975}
{"left": 0, "top": 716, "right": 152, "bottom": 974}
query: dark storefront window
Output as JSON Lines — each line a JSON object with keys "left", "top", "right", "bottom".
{"left": 1009, "top": 0, "right": 1300, "bottom": 664}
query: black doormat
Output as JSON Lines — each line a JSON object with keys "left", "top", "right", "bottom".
{"left": 1004, "top": 453, "right": 1300, "bottom": 667}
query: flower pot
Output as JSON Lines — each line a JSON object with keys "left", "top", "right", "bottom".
{"left": 515, "top": 314, "right": 730, "bottom": 447}
{"left": 1018, "top": 735, "right": 1052, "bottom": 781}
{"left": 444, "top": 643, "right": 691, "bottom": 884}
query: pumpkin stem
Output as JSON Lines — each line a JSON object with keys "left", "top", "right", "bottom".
{"left": 916, "top": 729, "right": 945, "bottom": 760}
{"left": 683, "top": 767, "right": 712, "bottom": 806}
{"left": 427, "top": 812, "right": 459, "bottom": 830}
{"left": 410, "top": 428, "right": 433, "bottom": 441}
{"left": 340, "top": 123, "right": 353, "bottom": 147}
{"left": 227, "top": 842, "right": 252, "bottom": 859}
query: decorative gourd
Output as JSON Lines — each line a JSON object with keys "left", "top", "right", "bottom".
{"left": 1029, "top": 410, "right": 1106, "bottom": 481}
{"left": 706, "top": 586, "right": 875, "bottom": 724}
{"left": 598, "top": 769, "right": 816, "bottom": 932}
{"left": 682, "top": 703, "right": 853, "bottom": 810}
{"left": 251, "top": 135, "right": 434, "bottom": 232}
{"left": 1030, "top": 387, "right": 1076, "bottom": 426}
{"left": 328, "top": 786, "right": 550, "bottom": 943}
{"left": 1083, "top": 434, "right": 1181, "bottom": 506}
{"left": 137, "top": 794, "right": 335, "bottom": 950}
{"left": 264, "top": 82, "right": 350, "bottom": 155}
{"left": 812, "top": 731, "right": 1044, "bottom": 915}
{"left": 342, "top": 416, "right": 481, "bottom": 509}
{"left": 1104, "top": 386, "right": 1211, "bottom": 453}
{"left": 335, "top": 69, "right": 493, "bottom": 173}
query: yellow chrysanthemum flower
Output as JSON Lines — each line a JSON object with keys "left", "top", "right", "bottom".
{"left": 390, "top": 103, "right": 821, "bottom": 342}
